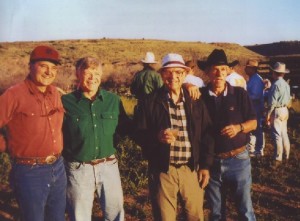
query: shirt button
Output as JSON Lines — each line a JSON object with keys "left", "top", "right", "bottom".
{"left": 94, "top": 124, "right": 97, "bottom": 127}
{"left": 31, "top": 113, "right": 35, "bottom": 116}
{"left": 53, "top": 140, "right": 56, "bottom": 143}
{"left": 49, "top": 117, "right": 51, "bottom": 120}
{"left": 93, "top": 114, "right": 96, "bottom": 116}
{"left": 96, "top": 146, "right": 98, "bottom": 149}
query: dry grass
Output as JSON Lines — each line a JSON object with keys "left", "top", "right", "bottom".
{"left": 0, "top": 39, "right": 262, "bottom": 93}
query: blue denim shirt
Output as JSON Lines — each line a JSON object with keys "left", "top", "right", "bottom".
{"left": 247, "top": 73, "right": 264, "bottom": 114}
{"left": 267, "top": 77, "right": 290, "bottom": 115}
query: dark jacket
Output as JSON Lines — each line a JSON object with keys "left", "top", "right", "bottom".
{"left": 200, "top": 83, "right": 256, "bottom": 154}
{"left": 135, "top": 86, "right": 214, "bottom": 173}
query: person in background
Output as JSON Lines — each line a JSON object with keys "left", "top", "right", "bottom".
{"left": 130, "top": 52, "right": 163, "bottom": 102}
{"left": 0, "top": 45, "right": 66, "bottom": 221}
{"left": 226, "top": 60, "right": 247, "bottom": 90}
{"left": 183, "top": 60, "right": 205, "bottom": 88}
{"left": 135, "top": 53, "right": 214, "bottom": 221}
{"left": 266, "top": 62, "right": 291, "bottom": 166}
{"left": 245, "top": 59, "right": 265, "bottom": 157}
{"left": 199, "top": 49, "right": 257, "bottom": 221}
{"left": 62, "top": 57, "right": 131, "bottom": 221}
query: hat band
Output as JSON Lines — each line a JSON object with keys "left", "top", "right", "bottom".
{"left": 163, "top": 61, "right": 185, "bottom": 67}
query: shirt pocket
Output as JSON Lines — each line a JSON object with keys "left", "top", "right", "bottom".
{"left": 101, "top": 112, "right": 118, "bottom": 135}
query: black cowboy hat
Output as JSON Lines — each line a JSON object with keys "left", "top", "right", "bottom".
{"left": 197, "top": 49, "right": 238, "bottom": 71}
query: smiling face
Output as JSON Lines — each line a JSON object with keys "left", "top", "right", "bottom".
{"left": 78, "top": 66, "right": 102, "bottom": 94}
{"left": 160, "top": 67, "right": 187, "bottom": 92}
{"left": 29, "top": 61, "right": 58, "bottom": 92}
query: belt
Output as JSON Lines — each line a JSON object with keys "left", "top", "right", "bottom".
{"left": 85, "top": 156, "right": 116, "bottom": 166}
{"left": 216, "top": 146, "right": 246, "bottom": 159}
{"left": 170, "top": 163, "right": 188, "bottom": 168}
{"left": 13, "top": 153, "right": 61, "bottom": 165}
{"left": 275, "top": 105, "right": 287, "bottom": 108}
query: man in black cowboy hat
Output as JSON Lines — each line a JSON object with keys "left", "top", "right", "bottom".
{"left": 199, "top": 49, "right": 257, "bottom": 221}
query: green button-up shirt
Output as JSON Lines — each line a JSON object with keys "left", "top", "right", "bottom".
{"left": 62, "top": 89, "right": 130, "bottom": 162}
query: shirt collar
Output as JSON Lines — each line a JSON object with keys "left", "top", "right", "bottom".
{"left": 208, "top": 84, "right": 228, "bottom": 97}
{"left": 75, "top": 88, "right": 104, "bottom": 102}
{"left": 166, "top": 88, "right": 185, "bottom": 103}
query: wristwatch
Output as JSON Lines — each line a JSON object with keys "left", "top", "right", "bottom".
{"left": 240, "top": 123, "right": 244, "bottom": 132}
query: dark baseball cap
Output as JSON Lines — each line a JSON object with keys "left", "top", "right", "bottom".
{"left": 30, "top": 45, "right": 61, "bottom": 65}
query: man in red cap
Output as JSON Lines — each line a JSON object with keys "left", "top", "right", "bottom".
{"left": 0, "top": 45, "right": 66, "bottom": 221}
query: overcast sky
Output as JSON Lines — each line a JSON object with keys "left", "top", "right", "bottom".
{"left": 1, "top": 0, "right": 299, "bottom": 45}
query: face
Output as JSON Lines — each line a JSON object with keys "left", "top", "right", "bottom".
{"left": 29, "top": 61, "right": 58, "bottom": 89}
{"left": 207, "top": 65, "right": 228, "bottom": 88}
{"left": 160, "top": 67, "right": 187, "bottom": 92}
{"left": 77, "top": 66, "right": 102, "bottom": 93}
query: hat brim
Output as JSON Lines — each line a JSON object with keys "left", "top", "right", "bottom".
{"left": 158, "top": 64, "right": 190, "bottom": 73}
{"left": 271, "top": 68, "right": 290, "bottom": 74}
{"left": 141, "top": 59, "right": 157, "bottom": 64}
{"left": 229, "top": 60, "right": 239, "bottom": 67}
{"left": 30, "top": 58, "right": 61, "bottom": 65}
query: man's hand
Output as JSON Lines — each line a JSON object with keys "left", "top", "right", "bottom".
{"left": 158, "top": 129, "right": 177, "bottom": 144}
{"left": 0, "top": 134, "right": 6, "bottom": 152}
{"left": 265, "top": 115, "right": 271, "bottom": 127}
{"left": 198, "top": 169, "right": 210, "bottom": 189}
{"left": 221, "top": 124, "right": 240, "bottom": 138}
{"left": 183, "top": 83, "right": 201, "bottom": 100}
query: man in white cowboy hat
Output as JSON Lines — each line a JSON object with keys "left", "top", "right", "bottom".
{"left": 134, "top": 53, "right": 214, "bottom": 221}
{"left": 244, "top": 59, "right": 265, "bottom": 157}
{"left": 199, "top": 49, "right": 257, "bottom": 221}
{"left": 266, "top": 62, "right": 291, "bottom": 165}
{"left": 130, "top": 52, "right": 163, "bottom": 102}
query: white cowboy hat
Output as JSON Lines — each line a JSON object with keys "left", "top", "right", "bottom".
{"left": 158, "top": 53, "right": 190, "bottom": 72}
{"left": 141, "top": 52, "right": 157, "bottom": 64}
{"left": 271, "top": 62, "right": 290, "bottom": 73}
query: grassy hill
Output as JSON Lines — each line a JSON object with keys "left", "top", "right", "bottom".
{"left": 245, "top": 41, "right": 300, "bottom": 56}
{"left": 0, "top": 39, "right": 262, "bottom": 93}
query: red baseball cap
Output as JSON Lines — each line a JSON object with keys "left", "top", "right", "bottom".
{"left": 30, "top": 45, "right": 61, "bottom": 65}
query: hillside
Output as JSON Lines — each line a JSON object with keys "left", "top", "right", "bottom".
{"left": 246, "top": 41, "right": 300, "bottom": 56}
{"left": 0, "top": 39, "right": 262, "bottom": 93}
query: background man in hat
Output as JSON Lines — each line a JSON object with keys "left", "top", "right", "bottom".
{"left": 0, "top": 45, "right": 66, "bottom": 221}
{"left": 135, "top": 53, "right": 214, "bottom": 221}
{"left": 245, "top": 59, "right": 265, "bottom": 157}
{"left": 266, "top": 62, "right": 291, "bottom": 165}
{"left": 130, "top": 52, "right": 163, "bottom": 102}
{"left": 183, "top": 60, "right": 205, "bottom": 88}
{"left": 62, "top": 56, "right": 132, "bottom": 221}
{"left": 199, "top": 49, "right": 257, "bottom": 221}
{"left": 226, "top": 60, "right": 247, "bottom": 90}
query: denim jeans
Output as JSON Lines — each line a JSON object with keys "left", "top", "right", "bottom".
{"left": 65, "top": 159, "right": 124, "bottom": 221}
{"left": 248, "top": 112, "right": 265, "bottom": 155}
{"left": 206, "top": 150, "right": 256, "bottom": 221}
{"left": 271, "top": 107, "right": 290, "bottom": 161}
{"left": 10, "top": 157, "right": 67, "bottom": 221}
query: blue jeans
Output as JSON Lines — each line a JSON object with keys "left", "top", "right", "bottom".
{"left": 65, "top": 159, "right": 124, "bottom": 221}
{"left": 206, "top": 150, "right": 256, "bottom": 221}
{"left": 271, "top": 107, "right": 290, "bottom": 161}
{"left": 10, "top": 157, "right": 67, "bottom": 221}
{"left": 248, "top": 112, "right": 264, "bottom": 154}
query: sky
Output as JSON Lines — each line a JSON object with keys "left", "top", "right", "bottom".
{"left": 1, "top": 0, "right": 300, "bottom": 45}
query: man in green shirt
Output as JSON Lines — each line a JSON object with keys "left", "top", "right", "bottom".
{"left": 62, "top": 56, "right": 130, "bottom": 221}
{"left": 130, "top": 52, "right": 163, "bottom": 101}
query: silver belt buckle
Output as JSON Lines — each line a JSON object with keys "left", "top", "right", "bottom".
{"left": 45, "top": 155, "right": 57, "bottom": 164}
